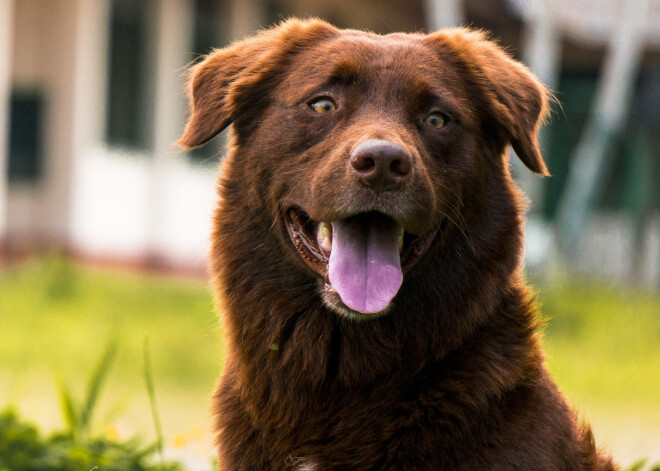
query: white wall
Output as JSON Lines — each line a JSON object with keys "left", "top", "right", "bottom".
{"left": 69, "top": 147, "right": 217, "bottom": 267}
{"left": 7, "top": 0, "right": 78, "bottom": 247}
{"left": 149, "top": 0, "right": 215, "bottom": 266}
{"left": 0, "top": 0, "right": 13, "bottom": 245}
{"left": 68, "top": 0, "right": 217, "bottom": 269}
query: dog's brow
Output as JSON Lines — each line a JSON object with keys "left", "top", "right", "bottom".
{"left": 330, "top": 60, "right": 360, "bottom": 83}
{"left": 429, "top": 92, "right": 464, "bottom": 116}
{"left": 282, "top": 62, "right": 359, "bottom": 106}
{"left": 410, "top": 81, "right": 468, "bottom": 123}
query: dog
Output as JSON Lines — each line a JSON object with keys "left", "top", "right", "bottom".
{"left": 177, "top": 19, "right": 616, "bottom": 470}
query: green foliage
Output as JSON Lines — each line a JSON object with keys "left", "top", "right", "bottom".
{"left": 0, "top": 410, "right": 46, "bottom": 469}
{"left": 625, "top": 459, "right": 660, "bottom": 471}
{"left": 56, "top": 341, "right": 118, "bottom": 443}
{"left": 0, "top": 336, "right": 184, "bottom": 470}
{"left": 0, "top": 408, "right": 182, "bottom": 471}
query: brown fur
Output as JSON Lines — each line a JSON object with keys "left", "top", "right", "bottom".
{"left": 178, "top": 19, "right": 616, "bottom": 470}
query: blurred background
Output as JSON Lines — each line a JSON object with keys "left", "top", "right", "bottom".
{"left": 0, "top": 0, "right": 658, "bottom": 469}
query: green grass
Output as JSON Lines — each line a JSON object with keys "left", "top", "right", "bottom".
{"left": 1, "top": 257, "right": 659, "bottom": 466}
{"left": 540, "top": 282, "right": 660, "bottom": 409}
{"left": 0, "top": 257, "right": 222, "bottom": 461}
{"left": 538, "top": 281, "right": 660, "bottom": 464}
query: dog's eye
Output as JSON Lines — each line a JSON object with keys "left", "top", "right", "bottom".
{"left": 424, "top": 112, "right": 446, "bottom": 128}
{"left": 310, "top": 98, "right": 337, "bottom": 114}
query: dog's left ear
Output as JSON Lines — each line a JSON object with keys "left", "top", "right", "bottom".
{"left": 424, "top": 29, "right": 550, "bottom": 176}
{"left": 177, "top": 19, "right": 338, "bottom": 150}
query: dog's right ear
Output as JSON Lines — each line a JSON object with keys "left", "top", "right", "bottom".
{"left": 177, "top": 19, "right": 337, "bottom": 150}
{"left": 424, "top": 28, "right": 551, "bottom": 176}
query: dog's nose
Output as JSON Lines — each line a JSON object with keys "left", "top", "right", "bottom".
{"left": 350, "top": 139, "right": 412, "bottom": 193}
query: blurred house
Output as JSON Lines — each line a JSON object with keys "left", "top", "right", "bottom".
{"left": 0, "top": 0, "right": 658, "bottom": 281}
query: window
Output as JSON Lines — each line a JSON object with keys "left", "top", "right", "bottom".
{"left": 545, "top": 67, "right": 660, "bottom": 217}
{"left": 543, "top": 73, "right": 598, "bottom": 219}
{"left": 105, "top": 0, "right": 153, "bottom": 150}
{"left": 8, "top": 90, "right": 44, "bottom": 182}
{"left": 188, "top": 0, "right": 228, "bottom": 162}
{"left": 193, "top": 0, "right": 228, "bottom": 57}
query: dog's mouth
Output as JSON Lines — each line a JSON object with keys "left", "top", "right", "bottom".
{"left": 284, "top": 207, "right": 436, "bottom": 315}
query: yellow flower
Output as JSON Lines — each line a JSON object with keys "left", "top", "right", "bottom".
{"left": 172, "top": 433, "right": 187, "bottom": 449}
{"left": 106, "top": 425, "right": 120, "bottom": 441}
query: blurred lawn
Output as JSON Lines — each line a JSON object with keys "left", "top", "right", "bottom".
{"left": 539, "top": 282, "right": 660, "bottom": 465}
{"left": 0, "top": 257, "right": 659, "bottom": 466}
{"left": 0, "top": 257, "right": 222, "bottom": 465}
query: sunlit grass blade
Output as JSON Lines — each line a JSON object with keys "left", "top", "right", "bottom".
{"left": 144, "top": 337, "right": 165, "bottom": 470}
{"left": 56, "top": 376, "right": 79, "bottom": 439}
{"left": 80, "top": 339, "right": 118, "bottom": 436}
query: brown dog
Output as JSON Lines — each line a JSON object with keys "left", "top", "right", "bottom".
{"left": 178, "top": 19, "right": 615, "bottom": 470}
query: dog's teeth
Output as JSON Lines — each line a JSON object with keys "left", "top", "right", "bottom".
{"left": 317, "top": 222, "right": 332, "bottom": 255}
{"left": 398, "top": 226, "right": 404, "bottom": 249}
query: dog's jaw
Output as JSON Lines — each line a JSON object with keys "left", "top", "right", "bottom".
{"left": 321, "top": 283, "right": 394, "bottom": 321}
{"left": 283, "top": 206, "right": 437, "bottom": 319}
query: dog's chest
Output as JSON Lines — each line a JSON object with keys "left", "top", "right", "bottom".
{"left": 286, "top": 456, "right": 318, "bottom": 471}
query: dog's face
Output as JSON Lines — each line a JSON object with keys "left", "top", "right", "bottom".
{"left": 178, "top": 20, "right": 548, "bottom": 321}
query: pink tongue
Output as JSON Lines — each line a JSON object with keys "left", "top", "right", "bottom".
{"left": 328, "top": 214, "right": 403, "bottom": 314}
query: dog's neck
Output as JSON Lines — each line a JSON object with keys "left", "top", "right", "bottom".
{"left": 215, "top": 267, "right": 542, "bottom": 463}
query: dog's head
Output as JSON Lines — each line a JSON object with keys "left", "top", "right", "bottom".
{"left": 178, "top": 19, "right": 549, "bottom": 321}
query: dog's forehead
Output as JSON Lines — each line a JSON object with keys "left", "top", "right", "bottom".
{"left": 280, "top": 32, "right": 467, "bottom": 103}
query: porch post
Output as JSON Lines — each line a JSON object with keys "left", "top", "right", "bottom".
{"left": 424, "top": 0, "right": 464, "bottom": 30}
{"left": 0, "top": 0, "right": 14, "bottom": 253}
{"left": 518, "top": 0, "right": 561, "bottom": 215}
